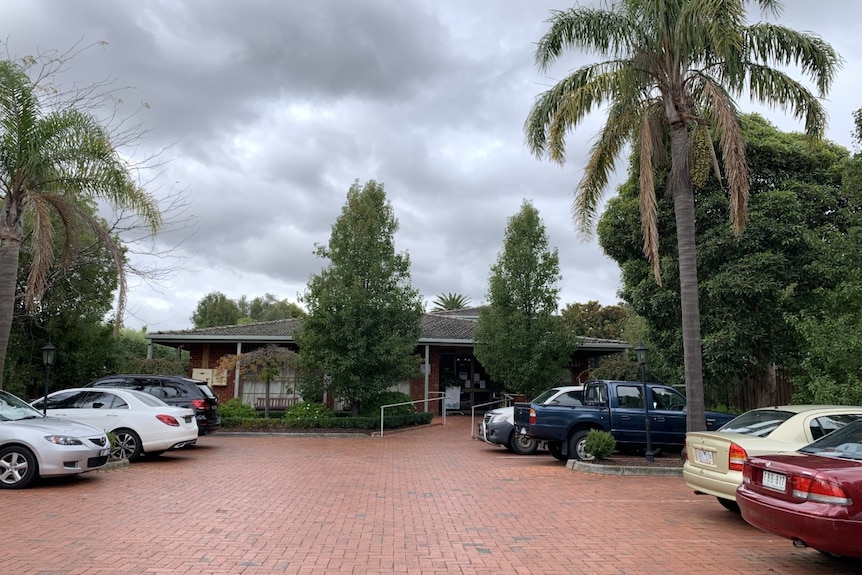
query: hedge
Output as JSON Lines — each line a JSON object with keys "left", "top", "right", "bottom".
{"left": 220, "top": 411, "right": 434, "bottom": 431}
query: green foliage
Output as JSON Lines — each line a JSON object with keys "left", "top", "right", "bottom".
{"left": 193, "top": 292, "right": 306, "bottom": 328}
{"left": 584, "top": 429, "right": 616, "bottom": 460}
{"left": 220, "top": 398, "right": 259, "bottom": 419}
{"left": 525, "top": 0, "right": 840, "bottom": 429}
{"left": 298, "top": 180, "right": 424, "bottom": 416}
{"left": 561, "top": 301, "right": 630, "bottom": 340}
{"left": 283, "top": 402, "right": 334, "bottom": 420}
{"left": 359, "top": 391, "right": 415, "bottom": 417}
{"left": 220, "top": 411, "right": 433, "bottom": 431}
{"left": 474, "top": 200, "right": 575, "bottom": 399}
{"left": 0, "top": 56, "right": 162, "bottom": 389}
{"left": 191, "top": 291, "right": 242, "bottom": 328}
{"left": 599, "top": 114, "right": 855, "bottom": 409}
{"left": 431, "top": 293, "right": 471, "bottom": 311}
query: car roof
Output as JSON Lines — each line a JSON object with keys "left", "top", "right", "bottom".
{"left": 551, "top": 385, "right": 584, "bottom": 391}
{"left": 743, "top": 405, "right": 862, "bottom": 414}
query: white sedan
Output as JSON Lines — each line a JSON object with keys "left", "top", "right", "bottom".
{"left": 31, "top": 388, "right": 198, "bottom": 462}
{"left": 0, "top": 390, "right": 110, "bottom": 489}
{"left": 684, "top": 405, "right": 862, "bottom": 512}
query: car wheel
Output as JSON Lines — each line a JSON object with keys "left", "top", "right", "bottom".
{"left": 111, "top": 428, "right": 143, "bottom": 462}
{"left": 0, "top": 445, "right": 38, "bottom": 489}
{"left": 547, "top": 441, "right": 566, "bottom": 461}
{"left": 509, "top": 432, "right": 538, "bottom": 455}
{"left": 717, "top": 497, "right": 740, "bottom": 513}
{"left": 568, "top": 430, "right": 595, "bottom": 461}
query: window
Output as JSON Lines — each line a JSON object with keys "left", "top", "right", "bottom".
{"left": 617, "top": 385, "right": 643, "bottom": 409}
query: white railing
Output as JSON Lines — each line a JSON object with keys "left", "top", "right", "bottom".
{"left": 378, "top": 392, "right": 446, "bottom": 437}
{"left": 469, "top": 393, "right": 516, "bottom": 438}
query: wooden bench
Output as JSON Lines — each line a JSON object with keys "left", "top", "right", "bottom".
{"left": 255, "top": 397, "right": 298, "bottom": 411}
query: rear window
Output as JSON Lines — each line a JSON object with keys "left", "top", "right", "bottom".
{"left": 718, "top": 410, "right": 795, "bottom": 436}
{"left": 800, "top": 420, "right": 862, "bottom": 460}
{"left": 195, "top": 384, "right": 217, "bottom": 399}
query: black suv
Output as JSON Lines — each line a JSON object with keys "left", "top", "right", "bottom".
{"left": 85, "top": 375, "right": 220, "bottom": 435}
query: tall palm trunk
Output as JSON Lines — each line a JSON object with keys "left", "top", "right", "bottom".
{"left": 670, "top": 128, "right": 706, "bottom": 432}
{"left": 0, "top": 195, "right": 25, "bottom": 390}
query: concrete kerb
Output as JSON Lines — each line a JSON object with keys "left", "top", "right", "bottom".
{"left": 567, "top": 459, "right": 683, "bottom": 476}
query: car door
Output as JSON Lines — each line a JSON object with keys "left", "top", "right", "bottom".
{"left": 47, "top": 391, "right": 131, "bottom": 432}
{"left": 648, "top": 386, "right": 688, "bottom": 446}
{"left": 610, "top": 384, "right": 647, "bottom": 446}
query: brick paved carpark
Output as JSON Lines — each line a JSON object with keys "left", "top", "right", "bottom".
{"left": 4, "top": 415, "right": 861, "bottom": 575}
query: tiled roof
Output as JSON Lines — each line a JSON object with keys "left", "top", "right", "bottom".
{"left": 147, "top": 314, "right": 628, "bottom": 351}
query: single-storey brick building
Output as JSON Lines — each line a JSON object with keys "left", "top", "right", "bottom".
{"left": 146, "top": 309, "right": 629, "bottom": 413}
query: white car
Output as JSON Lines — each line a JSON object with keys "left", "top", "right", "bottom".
{"left": 31, "top": 388, "right": 198, "bottom": 462}
{"left": 479, "top": 386, "right": 584, "bottom": 455}
{"left": 0, "top": 389, "right": 110, "bottom": 489}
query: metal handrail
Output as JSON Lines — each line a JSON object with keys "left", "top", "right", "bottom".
{"left": 378, "top": 392, "right": 446, "bottom": 437}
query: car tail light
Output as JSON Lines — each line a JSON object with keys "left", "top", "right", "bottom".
{"left": 791, "top": 474, "right": 852, "bottom": 505}
{"left": 529, "top": 408, "right": 536, "bottom": 426}
{"left": 728, "top": 442, "right": 748, "bottom": 471}
{"left": 190, "top": 399, "right": 207, "bottom": 411}
{"left": 156, "top": 414, "right": 181, "bottom": 427}
{"left": 741, "top": 461, "right": 753, "bottom": 484}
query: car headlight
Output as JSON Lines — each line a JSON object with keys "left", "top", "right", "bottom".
{"left": 489, "top": 413, "right": 509, "bottom": 423}
{"left": 44, "top": 435, "right": 84, "bottom": 446}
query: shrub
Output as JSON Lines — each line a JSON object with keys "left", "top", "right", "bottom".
{"left": 219, "top": 398, "right": 259, "bottom": 419}
{"left": 359, "top": 391, "right": 415, "bottom": 417}
{"left": 283, "top": 401, "right": 333, "bottom": 420}
{"left": 584, "top": 429, "right": 616, "bottom": 460}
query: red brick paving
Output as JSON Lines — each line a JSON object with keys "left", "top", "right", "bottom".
{"left": 3, "top": 415, "right": 861, "bottom": 574}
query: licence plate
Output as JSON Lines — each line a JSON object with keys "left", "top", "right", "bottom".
{"left": 695, "top": 448, "right": 714, "bottom": 465}
{"left": 762, "top": 470, "right": 786, "bottom": 492}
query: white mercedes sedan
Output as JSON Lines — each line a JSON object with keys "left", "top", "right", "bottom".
{"left": 31, "top": 388, "right": 198, "bottom": 462}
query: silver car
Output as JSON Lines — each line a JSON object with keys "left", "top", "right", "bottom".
{"left": 0, "top": 390, "right": 110, "bottom": 489}
{"left": 479, "top": 386, "right": 584, "bottom": 455}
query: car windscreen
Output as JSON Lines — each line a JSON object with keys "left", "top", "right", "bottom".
{"left": 800, "top": 419, "right": 862, "bottom": 460}
{"left": 531, "top": 389, "right": 559, "bottom": 403}
{"left": 0, "top": 391, "right": 44, "bottom": 420}
{"left": 717, "top": 409, "right": 795, "bottom": 436}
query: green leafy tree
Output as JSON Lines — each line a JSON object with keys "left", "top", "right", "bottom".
{"left": 0, "top": 59, "right": 161, "bottom": 389}
{"left": 191, "top": 291, "right": 242, "bottom": 328}
{"left": 298, "top": 180, "right": 423, "bottom": 416}
{"left": 788, "top": 125, "right": 862, "bottom": 405}
{"left": 561, "top": 301, "right": 629, "bottom": 340}
{"left": 244, "top": 293, "right": 305, "bottom": 322}
{"left": 431, "top": 293, "right": 471, "bottom": 311}
{"left": 473, "top": 201, "right": 574, "bottom": 400}
{"left": 599, "top": 114, "right": 850, "bottom": 409}
{"left": 524, "top": 0, "right": 839, "bottom": 430}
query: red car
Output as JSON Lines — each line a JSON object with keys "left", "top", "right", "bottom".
{"left": 736, "top": 419, "right": 862, "bottom": 558}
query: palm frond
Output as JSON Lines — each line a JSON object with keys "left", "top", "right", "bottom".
{"left": 535, "top": 7, "right": 640, "bottom": 70}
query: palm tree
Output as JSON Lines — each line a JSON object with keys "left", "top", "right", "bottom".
{"left": 524, "top": 0, "right": 839, "bottom": 430}
{"left": 431, "top": 293, "right": 471, "bottom": 311}
{"left": 0, "top": 60, "right": 162, "bottom": 388}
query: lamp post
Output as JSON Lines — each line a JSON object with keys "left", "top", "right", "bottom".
{"left": 635, "top": 342, "right": 654, "bottom": 463}
{"left": 41, "top": 342, "right": 56, "bottom": 417}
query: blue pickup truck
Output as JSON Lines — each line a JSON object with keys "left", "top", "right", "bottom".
{"left": 512, "top": 379, "right": 736, "bottom": 461}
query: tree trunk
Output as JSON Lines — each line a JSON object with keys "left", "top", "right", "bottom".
{"left": 0, "top": 197, "right": 24, "bottom": 390}
{"left": 670, "top": 127, "right": 706, "bottom": 432}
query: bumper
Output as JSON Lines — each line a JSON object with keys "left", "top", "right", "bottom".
{"left": 682, "top": 462, "right": 742, "bottom": 501}
{"left": 37, "top": 444, "right": 110, "bottom": 477}
{"left": 479, "top": 420, "right": 512, "bottom": 446}
{"left": 737, "top": 485, "right": 862, "bottom": 558}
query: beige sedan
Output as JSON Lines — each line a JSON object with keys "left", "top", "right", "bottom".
{"left": 683, "top": 405, "right": 862, "bottom": 512}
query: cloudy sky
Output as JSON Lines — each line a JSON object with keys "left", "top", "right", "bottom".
{"left": 1, "top": 1, "right": 859, "bottom": 331}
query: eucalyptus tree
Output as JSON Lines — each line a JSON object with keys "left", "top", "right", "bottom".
{"left": 0, "top": 60, "right": 161, "bottom": 388}
{"left": 524, "top": 0, "right": 839, "bottom": 430}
